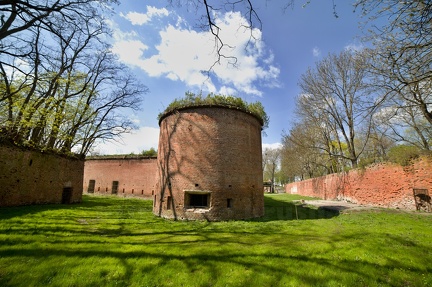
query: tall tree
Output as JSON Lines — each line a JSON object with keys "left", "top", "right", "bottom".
{"left": 0, "top": 0, "right": 147, "bottom": 156}
{"left": 297, "top": 50, "right": 376, "bottom": 168}
{"left": 357, "top": 111, "right": 396, "bottom": 165}
{"left": 372, "top": 104, "right": 431, "bottom": 151}
{"left": 281, "top": 119, "right": 339, "bottom": 180}
{"left": 0, "top": 0, "right": 118, "bottom": 41}
{"left": 262, "top": 147, "right": 281, "bottom": 192}
{"left": 356, "top": 0, "right": 432, "bottom": 128}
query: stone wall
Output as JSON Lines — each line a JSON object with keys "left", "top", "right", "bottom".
{"left": 155, "top": 106, "right": 264, "bottom": 221}
{"left": 285, "top": 157, "right": 432, "bottom": 210}
{"left": 83, "top": 156, "right": 158, "bottom": 198}
{"left": 0, "top": 144, "right": 84, "bottom": 207}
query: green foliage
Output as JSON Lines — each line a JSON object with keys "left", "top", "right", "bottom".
{"left": 158, "top": 92, "right": 269, "bottom": 129}
{"left": 358, "top": 156, "right": 377, "bottom": 170}
{"left": 387, "top": 145, "right": 422, "bottom": 166}
{"left": 141, "top": 147, "right": 157, "bottom": 157}
{"left": 0, "top": 194, "right": 431, "bottom": 286}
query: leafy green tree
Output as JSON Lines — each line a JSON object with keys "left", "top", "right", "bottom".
{"left": 387, "top": 145, "right": 423, "bottom": 166}
{"left": 281, "top": 123, "right": 335, "bottom": 180}
{"left": 141, "top": 148, "right": 158, "bottom": 157}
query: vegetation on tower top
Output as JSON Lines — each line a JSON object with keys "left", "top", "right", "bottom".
{"left": 158, "top": 92, "right": 269, "bottom": 129}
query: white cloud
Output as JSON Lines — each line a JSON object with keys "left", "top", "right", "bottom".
{"left": 112, "top": 40, "right": 148, "bottom": 66}
{"left": 112, "top": 10, "right": 280, "bottom": 96}
{"left": 147, "top": 25, "right": 215, "bottom": 82}
{"left": 218, "top": 86, "right": 238, "bottom": 96}
{"left": 312, "top": 47, "right": 321, "bottom": 57}
{"left": 263, "top": 51, "right": 275, "bottom": 65}
{"left": 92, "top": 126, "right": 160, "bottom": 155}
{"left": 120, "top": 6, "right": 170, "bottom": 25}
{"left": 3, "top": 58, "right": 32, "bottom": 79}
{"left": 262, "top": 142, "right": 282, "bottom": 150}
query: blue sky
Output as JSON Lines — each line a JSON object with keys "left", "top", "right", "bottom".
{"left": 94, "top": 0, "right": 366, "bottom": 155}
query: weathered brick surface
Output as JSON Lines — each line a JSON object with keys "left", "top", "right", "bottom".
{"left": 285, "top": 157, "right": 432, "bottom": 210}
{"left": 0, "top": 144, "right": 83, "bottom": 207}
{"left": 155, "top": 106, "right": 264, "bottom": 221}
{"left": 83, "top": 157, "right": 158, "bottom": 198}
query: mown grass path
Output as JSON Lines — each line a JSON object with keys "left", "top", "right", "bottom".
{"left": 0, "top": 194, "right": 431, "bottom": 287}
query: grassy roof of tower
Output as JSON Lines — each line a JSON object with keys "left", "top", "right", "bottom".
{"left": 158, "top": 92, "right": 269, "bottom": 129}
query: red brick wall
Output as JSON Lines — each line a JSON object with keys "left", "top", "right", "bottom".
{"left": 83, "top": 157, "right": 158, "bottom": 198}
{"left": 285, "top": 157, "right": 432, "bottom": 210}
{"left": 0, "top": 144, "right": 84, "bottom": 207}
{"left": 155, "top": 106, "right": 264, "bottom": 221}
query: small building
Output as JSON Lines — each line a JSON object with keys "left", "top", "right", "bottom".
{"left": 263, "top": 181, "right": 273, "bottom": 193}
{"left": 83, "top": 156, "right": 158, "bottom": 198}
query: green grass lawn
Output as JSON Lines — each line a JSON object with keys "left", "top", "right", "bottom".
{"left": 0, "top": 194, "right": 431, "bottom": 287}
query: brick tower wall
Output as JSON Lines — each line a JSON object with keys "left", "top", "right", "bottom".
{"left": 285, "top": 157, "right": 432, "bottom": 210}
{"left": 154, "top": 106, "right": 264, "bottom": 221}
{"left": 83, "top": 157, "right": 158, "bottom": 198}
{"left": 0, "top": 144, "right": 84, "bottom": 207}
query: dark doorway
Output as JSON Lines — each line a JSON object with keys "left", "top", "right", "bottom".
{"left": 227, "top": 198, "right": 233, "bottom": 208}
{"left": 62, "top": 187, "right": 72, "bottom": 204}
{"left": 87, "top": 180, "right": 95, "bottom": 193}
{"left": 112, "top": 181, "right": 119, "bottom": 194}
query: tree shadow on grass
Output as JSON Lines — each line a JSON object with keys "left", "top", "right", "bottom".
{"left": 250, "top": 196, "right": 340, "bottom": 222}
{"left": 0, "top": 230, "right": 431, "bottom": 287}
{"left": 0, "top": 195, "right": 132, "bottom": 220}
{"left": 1, "top": 196, "right": 432, "bottom": 286}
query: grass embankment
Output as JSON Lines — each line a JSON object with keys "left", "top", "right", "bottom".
{"left": 0, "top": 194, "right": 431, "bottom": 287}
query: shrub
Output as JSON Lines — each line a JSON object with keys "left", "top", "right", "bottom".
{"left": 387, "top": 145, "right": 422, "bottom": 166}
{"left": 158, "top": 92, "right": 269, "bottom": 129}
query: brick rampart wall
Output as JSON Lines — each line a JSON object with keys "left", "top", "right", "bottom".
{"left": 155, "top": 106, "right": 264, "bottom": 221}
{"left": 0, "top": 144, "right": 84, "bottom": 207}
{"left": 285, "top": 157, "right": 432, "bottom": 210}
{"left": 83, "top": 157, "right": 158, "bottom": 198}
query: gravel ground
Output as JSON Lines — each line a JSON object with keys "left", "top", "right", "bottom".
{"left": 299, "top": 200, "right": 383, "bottom": 212}
{"left": 301, "top": 200, "right": 432, "bottom": 214}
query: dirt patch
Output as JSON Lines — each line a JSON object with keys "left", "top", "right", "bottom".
{"left": 300, "top": 200, "right": 432, "bottom": 215}
{"left": 299, "top": 200, "right": 387, "bottom": 213}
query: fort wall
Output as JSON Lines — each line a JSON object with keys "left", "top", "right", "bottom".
{"left": 285, "top": 157, "right": 432, "bottom": 210}
{"left": 0, "top": 144, "right": 84, "bottom": 207}
{"left": 83, "top": 156, "right": 158, "bottom": 198}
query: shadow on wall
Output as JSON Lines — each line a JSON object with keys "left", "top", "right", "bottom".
{"left": 155, "top": 107, "right": 264, "bottom": 221}
{"left": 249, "top": 196, "right": 340, "bottom": 222}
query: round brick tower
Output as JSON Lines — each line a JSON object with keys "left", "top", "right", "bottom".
{"left": 154, "top": 105, "right": 264, "bottom": 221}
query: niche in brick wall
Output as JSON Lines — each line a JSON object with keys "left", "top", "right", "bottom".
{"left": 184, "top": 191, "right": 211, "bottom": 209}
